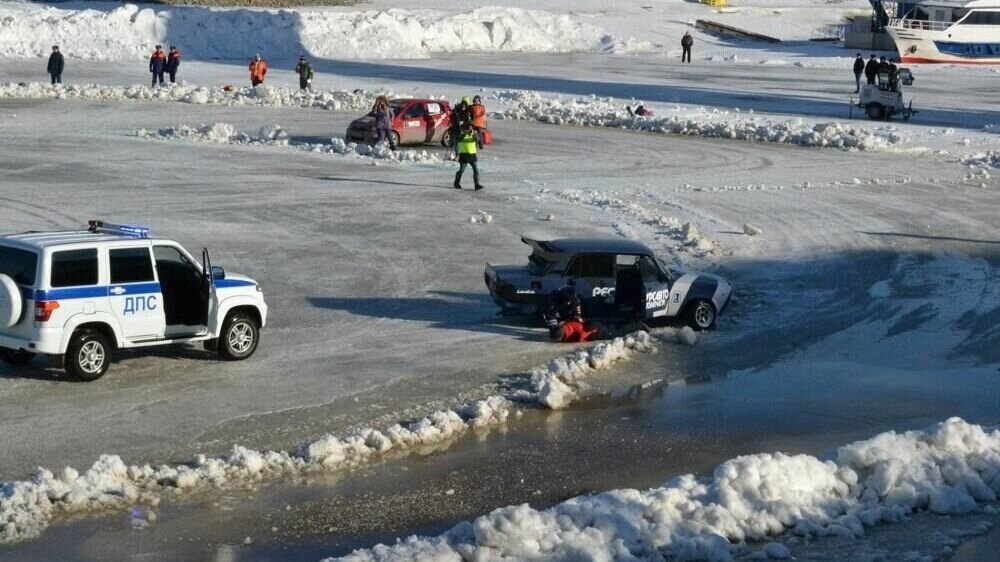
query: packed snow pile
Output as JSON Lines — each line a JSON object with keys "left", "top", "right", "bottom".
{"left": 0, "top": 333, "right": 655, "bottom": 544}
{"left": 962, "top": 151, "right": 1000, "bottom": 169}
{"left": 0, "top": 3, "right": 650, "bottom": 61}
{"left": 137, "top": 123, "right": 445, "bottom": 164}
{"left": 0, "top": 82, "right": 387, "bottom": 113}
{"left": 494, "top": 91, "right": 906, "bottom": 152}
{"left": 328, "top": 417, "right": 1000, "bottom": 562}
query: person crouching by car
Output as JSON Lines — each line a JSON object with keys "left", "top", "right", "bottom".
{"left": 543, "top": 287, "right": 600, "bottom": 343}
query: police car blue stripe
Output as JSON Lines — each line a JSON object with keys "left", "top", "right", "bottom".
{"left": 215, "top": 279, "right": 255, "bottom": 289}
{"left": 34, "top": 283, "right": 161, "bottom": 301}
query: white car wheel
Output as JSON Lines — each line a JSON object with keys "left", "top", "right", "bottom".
{"left": 0, "top": 274, "right": 24, "bottom": 329}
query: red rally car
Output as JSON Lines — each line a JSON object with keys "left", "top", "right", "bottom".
{"left": 345, "top": 98, "right": 454, "bottom": 147}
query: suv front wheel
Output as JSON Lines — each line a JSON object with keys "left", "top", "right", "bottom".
{"left": 218, "top": 311, "right": 259, "bottom": 361}
{"left": 66, "top": 329, "right": 112, "bottom": 381}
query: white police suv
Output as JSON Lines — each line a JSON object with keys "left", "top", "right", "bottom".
{"left": 0, "top": 221, "right": 267, "bottom": 381}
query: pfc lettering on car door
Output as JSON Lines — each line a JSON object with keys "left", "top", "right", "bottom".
{"left": 109, "top": 247, "right": 165, "bottom": 340}
{"left": 566, "top": 254, "right": 615, "bottom": 313}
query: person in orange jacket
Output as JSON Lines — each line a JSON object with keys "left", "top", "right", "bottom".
{"left": 166, "top": 46, "right": 181, "bottom": 84}
{"left": 470, "top": 95, "right": 487, "bottom": 147}
{"left": 249, "top": 53, "right": 268, "bottom": 86}
{"left": 149, "top": 45, "right": 167, "bottom": 87}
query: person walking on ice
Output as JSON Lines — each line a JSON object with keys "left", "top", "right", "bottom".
{"left": 681, "top": 31, "right": 693, "bottom": 63}
{"left": 295, "top": 56, "right": 314, "bottom": 91}
{"left": 453, "top": 123, "right": 483, "bottom": 191}
{"left": 166, "top": 46, "right": 181, "bottom": 84}
{"left": 47, "top": 45, "right": 64, "bottom": 85}
{"left": 149, "top": 45, "right": 167, "bottom": 87}
{"left": 852, "top": 53, "right": 864, "bottom": 93}
{"left": 249, "top": 53, "right": 268, "bottom": 86}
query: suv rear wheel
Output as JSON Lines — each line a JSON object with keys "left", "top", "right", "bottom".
{"left": 218, "top": 311, "right": 259, "bottom": 361}
{"left": 66, "top": 329, "right": 111, "bottom": 381}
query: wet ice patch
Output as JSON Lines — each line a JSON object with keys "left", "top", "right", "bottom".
{"left": 328, "top": 418, "right": 1000, "bottom": 562}
{"left": 868, "top": 280, "right": 892, "bottom": 299}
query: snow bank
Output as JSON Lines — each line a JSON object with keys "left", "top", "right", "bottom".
{"left": 136, "top": 122, "right": 445, "bottom": 164}
{"left": 494, "top": 91, "right": 906, "bottom": 152}
{"left": 962, "top": 151, "right": 1000, "bottom": 169}
{"left": 0, "top": 3, "right": 649, "bottom": 61}
{"left": 327, "top": 418, "right": 1000, "bottom": 562}
{"left": 0, "top": 333, "right": 655, "bottom": 544}
{"left": 0, "top": 82, "right": 384, "bottom": 113}
{"left": 525, "top": 332, "right": 655, "bottom": 409}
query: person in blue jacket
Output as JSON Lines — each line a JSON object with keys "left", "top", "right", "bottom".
{"left": 149, "top": 45, "right": 167, "bottom": 87}
{"left": 165, "top": 46, "right": 181, "bottom": 84}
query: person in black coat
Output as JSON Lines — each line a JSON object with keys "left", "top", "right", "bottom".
{"left": 877, "top": 56, "right": 891, "bottom": 86}
{"left": 165, "top": 46, "right": 181, "bottom": 84}
{"left": 852, "top": 53, "right": 865, "bottom": 93}
{"left": 681, "top": 31, "right": 693, "bottom": 64}
{"left": 47, "top": 45, "right": 64, "bottom": 85}
{"left": 864, "top": 54, "right": 878, "bottom": 85}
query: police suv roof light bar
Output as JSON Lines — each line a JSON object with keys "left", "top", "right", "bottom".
{"left": 87, "top": 220, "right": 151, "bottom": 238}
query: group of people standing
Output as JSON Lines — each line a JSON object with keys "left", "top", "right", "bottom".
{"left": 853, "top": 53, "right": 899, "bottom": 93}
{"left": 149, "top": 45, "right": 181, "bottom": 87}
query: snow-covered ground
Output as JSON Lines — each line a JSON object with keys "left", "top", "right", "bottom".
{"left": 1, "top": 0, "right": 1000, "bottom": 559}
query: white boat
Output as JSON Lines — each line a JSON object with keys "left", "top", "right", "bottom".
{"left": 887, "top": 0, "right": 1000, "bottom": 63}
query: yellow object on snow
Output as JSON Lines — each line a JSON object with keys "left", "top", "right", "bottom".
{"left": 702, "top": 0, "right": 727, "bottom": 7}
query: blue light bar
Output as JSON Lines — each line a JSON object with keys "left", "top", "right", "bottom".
{"left": 88, "top": 220, "right": 151, "bottom": 238}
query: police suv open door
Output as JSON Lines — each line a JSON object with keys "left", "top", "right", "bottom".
{"left": 202, "top": 248, "right": 220, "bottom": 333}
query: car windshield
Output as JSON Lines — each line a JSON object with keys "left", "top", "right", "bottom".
{"left": 528, "top": 253, "right": 551, "bottom": 275}
{"left": 390, "top": 101, "right": 406, "bottom": 114}
{"left": 0, "top": 245, "right": 39, "bottom": 286}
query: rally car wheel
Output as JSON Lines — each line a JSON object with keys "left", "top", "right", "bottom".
{"left": 66, "top": 329, "right": 111, "bottom": 381}
{"left": 441, "top": 129, "right": 454, "bottom": 147}
{"left": 0, "top": 348, "right": 35, "bottom": 366}
{"left": 687, "top": 299, "right": 717, "bottom": 331}
{"left": 390, "top": 131, "right": 401, "bottom": 148}
{"left": 218, "top": 311, "right": 259, "bottom": 361}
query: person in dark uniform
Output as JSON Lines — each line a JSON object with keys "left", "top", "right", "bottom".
{"left": 166, "top": 46, "right": 181, "bottom": 84}
{"left": 47, "top": 45, "right": 64, "bottom": 85}
{"left": 149, "top": 45, "right": 167, "bottom": 87}
{"left": 681, "top": 31, "right": 693, "bottom": 64}
{"left": 852, "top": 53, "right": 865, "bottom": 93}
{"left": 864, "top": 54, "right": 879, "bottom": 85}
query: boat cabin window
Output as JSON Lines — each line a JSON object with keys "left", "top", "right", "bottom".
{"left": 959, "top": 11, "right": 1000, "bottom": 25}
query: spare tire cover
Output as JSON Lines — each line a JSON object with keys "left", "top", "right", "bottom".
{"left": 0, "top": 274, "right": 24, "bottom": 329}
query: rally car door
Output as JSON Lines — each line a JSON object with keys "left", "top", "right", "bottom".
{"left": 400, "top": 102, "right": 428, "bottom": 143}
{"left": 563, "top": 253, "right": 616, "bottom": 315}
{"left": 636, "top": 255, "right": 672, "bottom": 319}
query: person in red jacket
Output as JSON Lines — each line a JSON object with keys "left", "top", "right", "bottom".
{"left": 149, "top": 45, "right": 167, "bottom": 87}
{"left": 166, "top": 46, "right": 181, "bottom": 84}
{"left": 249, "top": 53, "right": 268, "bottom": 86}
